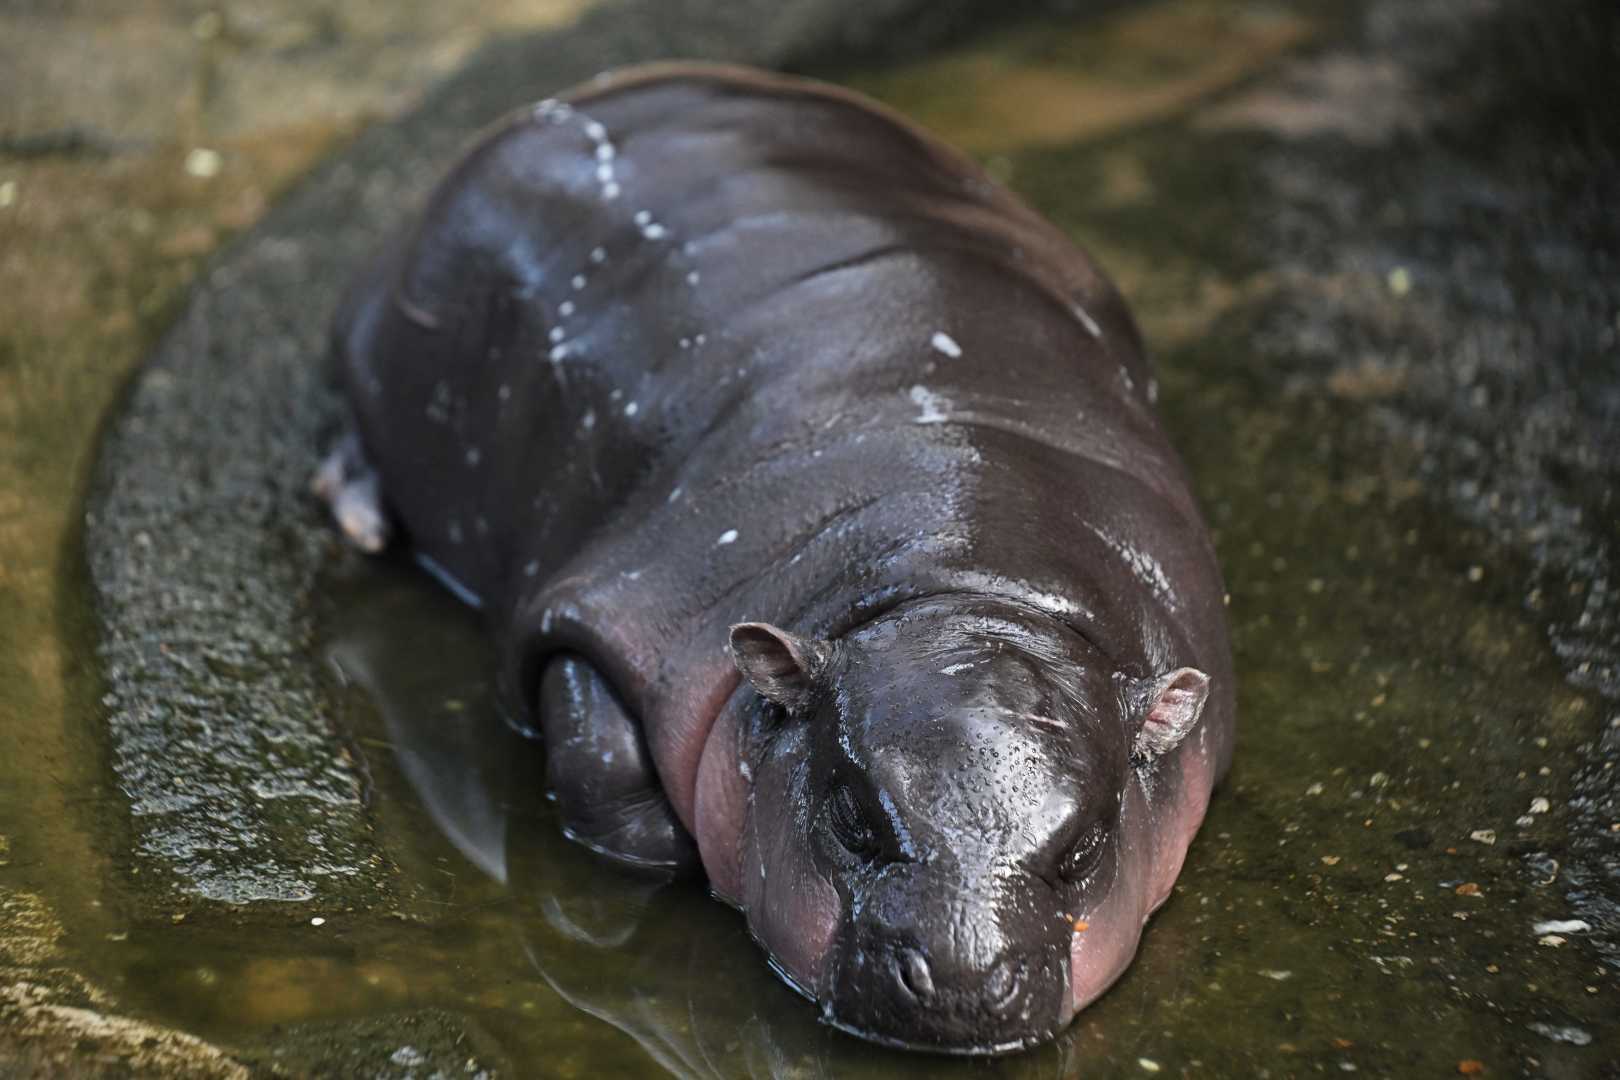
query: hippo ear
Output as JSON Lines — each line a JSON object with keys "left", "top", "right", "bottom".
{"left": 1132, "top": 667, "right": 1210, "bottom": 762}
{"left": 729, "top": 622, "right": 832, "bottom": 713}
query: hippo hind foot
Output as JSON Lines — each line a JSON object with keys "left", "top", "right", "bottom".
{"left": 538, "top": 653, "right": 701, "bottom": 875}
{"left": 311, "top": 430, "right": 393, "bottom": 554}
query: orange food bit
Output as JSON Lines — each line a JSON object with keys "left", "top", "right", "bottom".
{"left": 1073, "top": 919, "right": 1089, "bottom": 933}
{"left": 1457, "top": 1060, "right": 1485, "bottom": 1075}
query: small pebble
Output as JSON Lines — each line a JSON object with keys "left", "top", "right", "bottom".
{"left": 1468, "top": 830, "right": 1496, "bottom": 845}
{"left": 184, "top": 147, "right": 223, "bottom": 179}
{"left": 1387, "top": 266, "right": 1412, "bottom": 295}
{"left": 0, "top": 180, "right": 15, "bottom": 209}
{"left": 310, "top": 916, "right": 326, "bottom": 927}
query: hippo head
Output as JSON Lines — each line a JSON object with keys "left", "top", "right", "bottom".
{"left": 727, "top": 597, "right": 1209, "bottom": 1055}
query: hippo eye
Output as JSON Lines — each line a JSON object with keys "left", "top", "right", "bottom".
{"left": 1059, "top": 818, "right": 1109, "bottom": 884}
{"left": 827, "top": 783, "right": 879, "bottom": 857}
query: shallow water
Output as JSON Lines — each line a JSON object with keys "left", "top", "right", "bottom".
{"left": 3, "top": 0, "right": 1616, "bottom": 1075}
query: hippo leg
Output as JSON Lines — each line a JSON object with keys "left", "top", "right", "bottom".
{"left": 311, "top": 430, "right": 393, "bottom": 554}
{"left": 538, "top": 653, "right": 700, "bottom": 874}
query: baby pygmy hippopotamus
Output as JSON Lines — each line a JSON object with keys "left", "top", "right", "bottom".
{"left": 314, "top": 62, "right": 1235, "bottom": 1055}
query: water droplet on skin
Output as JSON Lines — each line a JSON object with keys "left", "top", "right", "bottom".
{"left": 717, "top": 529, "right": 738, "bottom": 546}
{"left": 1072, "top": 303, "right": 1103, "bottom": 339}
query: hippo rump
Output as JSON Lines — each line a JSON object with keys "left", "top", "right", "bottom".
{"left": 313, "top": 62, "right": 1235, "bottom": 1055}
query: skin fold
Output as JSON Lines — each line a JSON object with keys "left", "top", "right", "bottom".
{"left": 319, "top": 62, "right": 1235, "bottom": 1055}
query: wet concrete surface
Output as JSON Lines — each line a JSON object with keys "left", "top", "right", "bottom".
{"left": 2, "top": 0, "right": 1617, "bottom": 1074}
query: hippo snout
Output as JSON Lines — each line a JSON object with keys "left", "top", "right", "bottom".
{"left": 823, "top": 872, "right": 1069, "bottom": 1054}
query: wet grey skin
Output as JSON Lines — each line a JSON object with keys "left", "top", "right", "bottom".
{"left": 317, "top": 62, "right": 1235, "bottom": 1055}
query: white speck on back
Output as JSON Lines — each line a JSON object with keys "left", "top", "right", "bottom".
{"left": 583, "top": 120, "right": 606, "bottom": 141}
{"left": 465, "top": 447, "right": 481, "bottom": 467}
{"left": 523, "top": 560, "right": 539, "bottom": 577}
{"left": 908, "top": 385, "right": 950, "bottom": 424}
{"left": 679, "top": 337, "right": 691, "bottom": 350}
{"left": 624, "top": 401, "right": 639, "bottom": 417}
{"left": 595, "top": 144, "right": 614, "bottom": 162}
{"left": 602, "top": 182, "right": 620, "bottom": 200}
{"left": 686, "top": 270, "right": 701, "bottom": 286}
{"left": 549, "top": 326, "right": 566, "bottom": 343}
{"left": 634, "top": 210, "right": 652, "bottom": 226}
{"left": 930, "top": 331, "right": 962, "bottom": 358}
{"left": 581, "top": 409, "right": 596, "bottom": 431}
{"left": 549, "top": 344, "right": 568, "bottom": 362}
{"left": 642, "top": 223, "right": 667, "bottom": 240}
{"left": 623, "top": 569, "right": 642, "bottom": 581}
{"left": 590, "top": 246, "right": 607, "bottom": 264}
{"left": 667, "top": 486, "right": 683, "bottom": 503}
{"left": 717, "top": 529, "right": 738, "bottom": 546}
{"left": 1147, "top": 377, "right": 1160, "bottom": 404}
{"left": 497, "top": 384, "right": 511, "bottom": 402}
{"left": 571, "top": 274, "right": 587, "bottom": 290}
{"left": 559, "top": 300, "right": 576, "bottom": 317}
{"left": 1072, "top": 303, "right": 1103, "bottom": 339}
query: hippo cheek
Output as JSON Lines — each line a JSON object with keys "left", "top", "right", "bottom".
{"left": 738, "top": 737, "right": 842, "bottom": 997}
{"left": 1062, "top": 804, "right": 1155, "bottom": 1020}
{"left": 820, "top": 867, "right": 1071, "bottom": 1055}
{"left": 1062, "top": 880, "right": 1146, "bottom": 1021}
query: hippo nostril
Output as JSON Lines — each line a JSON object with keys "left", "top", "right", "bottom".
{"left": 984, "top": 958, "right": 1024, "bottom": 1016}
{"left": 895, "top": 947, "right": 935, "bottom": 1000}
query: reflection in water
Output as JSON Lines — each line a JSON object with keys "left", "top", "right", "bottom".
{"left": 323, "top": 559, "right": 1101, "bottom": 1077}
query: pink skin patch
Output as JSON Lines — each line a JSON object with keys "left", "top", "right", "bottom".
{"left": 1066, "top": 736, "right": 1218, "bottom": 1016}
{"left": 692, "top": 702, "right": 748, "bottom": 902}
